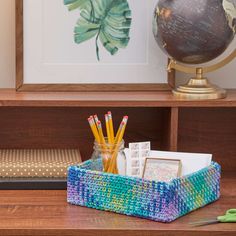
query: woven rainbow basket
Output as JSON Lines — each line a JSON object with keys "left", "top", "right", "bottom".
{"left": 67, "top": 159, "right": 221, "bottom": 222}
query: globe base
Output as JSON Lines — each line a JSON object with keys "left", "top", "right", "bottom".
{"left": 173, "top": 77, "right": 226, "bottom": 100}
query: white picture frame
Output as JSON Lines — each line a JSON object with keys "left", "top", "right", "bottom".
{"left": 16, "top": 0, "right": 173, "bottom": 91}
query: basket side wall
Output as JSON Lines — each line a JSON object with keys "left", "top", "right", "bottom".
{"left": 170, "top": 162, "right": 221, "bottom": 220}
{"left": 67, "top": 165, "right": 175, "bottom": 222}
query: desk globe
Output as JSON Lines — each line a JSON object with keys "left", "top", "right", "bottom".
{"left": 153, "top": 0, "right": 236, "bottom": 99}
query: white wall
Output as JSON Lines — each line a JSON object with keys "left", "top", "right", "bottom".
{"left": 0, "top": 0, "right": 15, "bottom": 88}
{"left": 0, "top": 0, "right": 235, "bottom": 89}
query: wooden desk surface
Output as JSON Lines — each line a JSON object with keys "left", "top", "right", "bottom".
{"left": 0, "top": 175, "right": 235, "bottom": 236}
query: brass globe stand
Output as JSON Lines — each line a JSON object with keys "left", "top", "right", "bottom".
{"left": 168, "top": 49, "right": 236, "bottom": 100}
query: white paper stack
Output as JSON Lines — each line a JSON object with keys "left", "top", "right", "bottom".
{"left": 124, "top": 148, "right": 212, "bottom": 178}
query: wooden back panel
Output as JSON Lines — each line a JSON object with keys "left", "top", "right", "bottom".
{"left": 0, "top": 107, "right": 169, "bottom": 160}
{"left": 178, "top": 108, "right": 236, "bottom": 172}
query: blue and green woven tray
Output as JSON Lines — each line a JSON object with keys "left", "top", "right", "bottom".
{"left": 67, "top": 159, "right": 221, "bottom": 222}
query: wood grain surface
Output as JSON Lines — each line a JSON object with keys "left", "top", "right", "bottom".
{"left": 0, "top": 107, "right": 167, "bottom": 160}
{"left": 178, "top": 108, "right": 236, "bottom": 172}
{"left": 0, "top": 174, "right": 235, "bottom": 236}
{"left": 161, "top": 107, "right": 179, "bottom": 152}
{"left": 1, "top": 89, "right": 236, "bottom": 107}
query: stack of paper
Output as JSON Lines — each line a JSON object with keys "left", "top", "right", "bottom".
{"left": 125, "top": 148, "right": 212, "bottom": 178}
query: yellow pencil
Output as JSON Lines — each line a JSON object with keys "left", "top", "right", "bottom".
{"left": 118, "top": 121, "right": 127, "bottom": 143}
{"left": 114, "top": 116, "right": 128, "bottom": 144}
{"left": 108, "top": 111, "right": 115, "bottom": 143}
{"left": 97, "top": 120, "right": 110, "bottom": 169}
{"left": 105, "top": 114, "right": 112, "bottom": 145}
{"left": 88, "top": 117, "right": 100, "bottom": 143}
{"left": 94, "top": 114, "right": 99, "bottom": 127}
{"left": 107, "top": 118, "right": 123, "bottom": 173}
{"left": 108, "top": 117, "right": 128, "bottom": 173}
{"left": 97, "top": 120, "right": 106, "bottom": 145}
{"left": 109, "top": 122, "right": 126, "bottom": 173}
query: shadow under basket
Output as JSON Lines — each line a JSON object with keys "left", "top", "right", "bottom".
{"left": 67, "top": 159, "right": 221, "bottom": 222}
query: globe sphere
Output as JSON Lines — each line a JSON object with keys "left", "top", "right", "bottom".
{"left": 153, "top": 0, "right": 236, "bottom": 64}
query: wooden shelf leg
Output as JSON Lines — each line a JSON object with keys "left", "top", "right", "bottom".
{"left": 169, "top": 107, "right": 179, "bottom": 151}
{"left": 162, "top": 107, "right": 179, "bottom": 152}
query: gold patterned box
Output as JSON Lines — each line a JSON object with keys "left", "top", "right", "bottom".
{"left": 0, "top": 149, "right": 82, "bottom": 178}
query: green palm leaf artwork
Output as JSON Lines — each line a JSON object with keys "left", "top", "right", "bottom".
{"left": 64, "top": 0, "right": 132, "bottom": 61}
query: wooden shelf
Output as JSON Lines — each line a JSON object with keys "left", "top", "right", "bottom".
{"left": 0, "top": 89, "right": 235, "bottom": 235}
{"left": 0, "top": 174, "right": 234, "bottom": 236}
{"left": 0, "top": 89, "right": 235, "bottom": 172}
{"left": 1, "top": 89, "right": 236, "bottom": 107}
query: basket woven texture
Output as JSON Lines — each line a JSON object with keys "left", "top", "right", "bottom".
{"left": 67, "top": 159, "right": 221, "bottom": 222}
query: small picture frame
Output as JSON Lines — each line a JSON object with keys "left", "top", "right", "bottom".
{"left": 143, "top": 158, "right": 182, "bottom": 182}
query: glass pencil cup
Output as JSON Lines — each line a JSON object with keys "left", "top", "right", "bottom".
{"left": 91, "top": 139, "right": 126, "bottom": 175}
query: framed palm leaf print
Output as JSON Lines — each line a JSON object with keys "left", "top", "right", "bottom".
{"left": 16, "top": 0, "right": 174, "bottom": 91}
